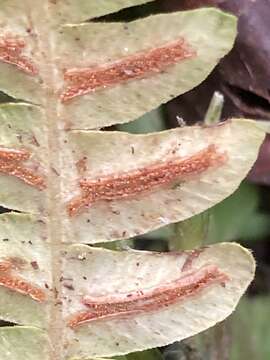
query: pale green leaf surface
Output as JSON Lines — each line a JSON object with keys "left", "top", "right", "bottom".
{"left": 0, "top": 237, "right": 255, "bottom": 359}
{"left": 0, "top": 4, "right": 261, "bottom": 360}
{"left": 0, "top": 103, "right": 47, "bottom": 212}
{"left": 52, "top": 0, "right": 154, "bottom": 24}
{"left": 0, "top": 8, "right": 236, "bottom": 128}
{"left": 64, "top": 243, "right": 255, "bottom": 357}
{"left": 63, "top": 119, "right": 264, "bottom": 243}
{"left": 0, "top": 114, "right": 264, "bottom": 242}
{"left": 0, "top": 326, "right": 51, "bottom": 360}
{"left": 0, "top": 213, "right": 50, "bottom": 327}
{"left": 0, "top": 1, "right": 43, "bottom": 103}
{"left": 255, "top": 120, "right": 270, "bottom": 133}
{"left": 57, "top": 9, "right": 237, "bottom": 129}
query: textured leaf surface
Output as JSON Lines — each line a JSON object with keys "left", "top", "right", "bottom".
{"left": 0, "top": 111, "right": 263, "bottom": 241}
{"left": 64, "top": 119, "right": 264, "bottom": 243}
{"left": 0, "top": 103, "right": 47, "bottom": 212}
{"left": 53, "top": 0, "right": 155, "bottom": 24}
{"left": 0, "top": 227, "right": 255, "bottom": 358}
{"left": 57, "top": 9, "right": 236, "bottom": 128}
{"left": 0, "top": 7, "right": 236, "bottom": 128}
{"left": 63, "top": 243, "right": 254, "bottom": 358}
{"left": 0, "top": 327, "right": 51, "bottom": 360}
{"left": 0, "top": 2, "right": 262, "bottom": 359}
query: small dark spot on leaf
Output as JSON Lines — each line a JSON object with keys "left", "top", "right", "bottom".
{"left": 63, "top": 283, "right": 74, "bottom": 291}
{"left": 30, "top": 261, "right": 39, "bottom": 270}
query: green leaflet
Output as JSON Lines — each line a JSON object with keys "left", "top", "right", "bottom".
{"left": 0, "top": 107, "right": 264, "bottom": 242}
{"left": 0, "top": 7, "right": 236, "bottom": 127}
{"left": 0, "top": 2, "right": 264, "bottom": 360}
{"left": 57, "top": 9, "right": 237, "bottom": 128}
{"left": 0, "top": 214, "right": 256, "bottom": 358}
{"left": 0, "top": 103, "right": 47, "bottom": 212}
{"left": 0, "top": 213, "right": 50, "bottom": 327}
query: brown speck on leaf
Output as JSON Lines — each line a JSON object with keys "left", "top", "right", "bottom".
{"left": 63, "top": 283, "right": 75, "bottom": 291}
{"left": 76, "top": 157, "right": 88, "bottom": 174}
{"left": 30, "top": 261, "right": 39, "bottom": 270}
{"left": 51, "top": 167, "right": 60, "bottom": 176}
{"left": 31, "top": 135, "right": 40, "bottom": 147}
{"left": 53, "top": 287, "right": 59, "bottom": 299}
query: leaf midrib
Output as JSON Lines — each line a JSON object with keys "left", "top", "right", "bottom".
{"left": 32, "top": 5, "right": 66, "bottom": 359}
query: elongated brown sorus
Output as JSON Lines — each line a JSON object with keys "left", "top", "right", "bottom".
{"left": 0, "top": 35, "right": 38, "bottom": 75}
{"left": 0, "top": 260, "right": 46, "bottom": 303}
{"left": 67, "top": 144, "right": 227, "bottom": 216}
{"left": 68, "top": 264, "right": 228, "bottom": 329}
{"left": 0, "top": 147, "right": 46, "bottom": 190}
{"left": 61, "top": 38, "right": 196, "bottom": 102}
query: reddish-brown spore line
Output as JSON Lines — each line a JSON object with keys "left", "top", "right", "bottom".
{"left": 0, "top": 260, "right": 46, "bottom": 303}
{"left": 0, "top": 35, "right": 38, "bottom": 75}
{"left": 61, "top": 38, "right": 196, "bottom": 102}
{"left": 68, "top": 264, "right": 229, "bottom": 329}
{"left": 0, "top": 147, "right": 46, "bottom": 190}
{"left": 67, "top": 144, "right": 227, "bottom": 216}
